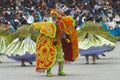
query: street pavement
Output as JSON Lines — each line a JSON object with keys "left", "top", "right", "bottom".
{"left": 0, "top": 42, "right": 120, "bottom": 80}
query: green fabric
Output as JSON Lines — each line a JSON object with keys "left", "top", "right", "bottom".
{"left": 58, "top": 62, "right": 66, "bottom": 76}
{"left": 3, "top": 36, "right": 36, "bottom": 56}
{"left": 0, "top": 35, "right": 13, "bottom": 54}
{"left": 56, "top": 40, "right": 64, "bottom": 62}
{"left": 0, "top": 26, "right": 11, "bottom": 36}
{"left": 0, "top": 26, "right": 13, "bottom": 55}
{"left": 47, "top": 68, "right": 52, "bottom": 77}
{"left": 77, "top": 21, "right": 117, "bottom": 49}
{"left": 13, "top": 25, "right": 30, "bottom": 41}
{"left": 29, "top": 26, "right": 40, "bottom": 42}
{"left": 13, "top": 25, "right": 40, "bottom": 42}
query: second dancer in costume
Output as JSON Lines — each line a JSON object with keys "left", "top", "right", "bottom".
{"left": 3, "top": 25, "right": 38, "bottom": 66}
{"left": 77, "top": 21, "right": 116, "bottom": 64}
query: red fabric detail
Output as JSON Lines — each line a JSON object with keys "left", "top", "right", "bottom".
{"left": 61, "top": 39, "right": 73, "bottom": 61}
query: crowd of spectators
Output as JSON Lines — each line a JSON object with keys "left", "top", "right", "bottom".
{"left": 0, "top": 0, "right": 120, "bottom": 31}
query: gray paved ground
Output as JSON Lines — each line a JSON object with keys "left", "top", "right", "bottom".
{"left": 0, "top": 42, "right": 120, "bottom": 80}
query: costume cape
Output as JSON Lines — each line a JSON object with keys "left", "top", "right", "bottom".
{"left": 31, "top": 22, "right": 57, "bottom": 72}
{"left": 61, "top": 16, "right": 79, "bottom": 61}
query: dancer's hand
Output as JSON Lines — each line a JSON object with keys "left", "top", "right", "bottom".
{"left": 65, "top": 38, "right": 71, "bottom": 43}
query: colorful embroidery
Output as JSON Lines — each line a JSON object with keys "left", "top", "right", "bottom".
{"left": 31, "top": 22, "right": 56, "bottom": 38}
{"left": 36, "top": 34, "right": 57, "bottom": 71}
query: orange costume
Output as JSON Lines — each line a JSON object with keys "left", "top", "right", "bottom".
{"left": 31, "top": 22, "right": 57, "bottom": 72}
{"left": 31, "top": 15, "right": 79, "bottom": 76}
{"left": 61, "top": 16, "right": 79, "bottom": 61}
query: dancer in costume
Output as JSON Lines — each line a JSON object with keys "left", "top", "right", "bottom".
{"left": 31, "top": 16, "right": 79, "bottom": 76}
{"left": 31, "top": 21, "right": 66, "bottom": 77}
{"left": 50, "top": 7, "right": 79, "bottom": 62}
{"left": 77, "top": 21, "right": 116, "bottom": 64}
{"left": 0, "top": 24, "right": 13, "bottom": 63}
{"left": 3, "top": 25, "right": 38, "bottom": 66}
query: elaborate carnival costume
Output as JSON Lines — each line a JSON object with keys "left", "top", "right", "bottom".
{"left": 50, "top": 8, "right": 79, "bottom": 62}
{"left": 3, "top": 25, "right": 38, "bottom": 66}
{"left": 0, "top": 26, "right": 13, "bottom": 62}
{"left": 31, "top": 22, "right": 59, "bottom": 76}
{"left": 77, "top": 21, "right": 116, "bottom": 64}
{"left": 31, "top": 16, "right": 79, "bottom": 76}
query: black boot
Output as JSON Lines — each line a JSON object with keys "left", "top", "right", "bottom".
{"left": 96, "top": 55, "right": 100, "bottom": 59}
{"left": 21, "top": 59, "right": 26, "bottom": 67}
{"left": 102, "top": 54, "right": 106, "bottom": 57}
{"left": 28, "top": 61, "right": 33, "bottom": 65}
